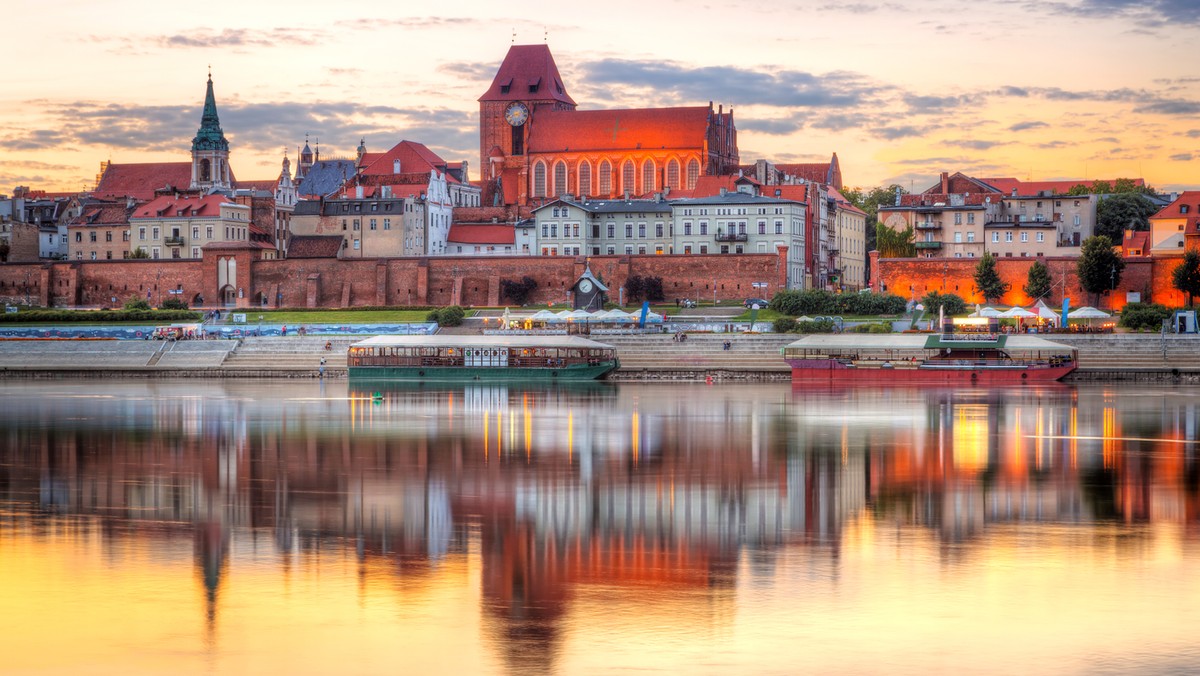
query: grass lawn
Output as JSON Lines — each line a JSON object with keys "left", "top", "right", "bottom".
{"left": 234, "top": 309, "right": 446, "bottom": 324}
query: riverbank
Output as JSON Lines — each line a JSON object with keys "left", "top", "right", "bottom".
{"left": 2, "top": 333, "right": 1200, "bottom": 382}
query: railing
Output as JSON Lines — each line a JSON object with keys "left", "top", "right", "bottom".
{"left": 916, "top": 222, "right": 941, "bottom": 229}
{"left": 914, "top": 241, "right": 943, "bottom": 249}
{"left": 715, "top": 232, "right": 748, "bottom": 242}
{"left": 164, "top": 236, "right": 185, "bottom": 246}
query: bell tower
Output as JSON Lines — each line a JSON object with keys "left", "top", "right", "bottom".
{"left": 190, "top": 72, "right": 232, "bottom": 192}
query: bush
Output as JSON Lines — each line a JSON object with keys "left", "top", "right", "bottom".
{"left": 500, "top": 277, "right": 537, "bottom": 305}
{"left": 426, "top": 305, "right": 466, "bottom": 327}
{"left": 849, "top": 322, "right": 892, "bottom": 333}
{"left": 795, "top": 318, "right": 838, "bottom": 333}
{"left": 769, "top": 289, "right": 906, "bottom": 316}
{"left": 124, "top": 298, "right": 151, "bottom": 311}
{"left": 160, "top": 298, "right": 189, "bottom": 311}
{"left": 1119, "top": 302, "right": 1172, "bottom": 331}
{"left": 0, "top": 309, "right": 202, "bottom": 323}
{"left": 773, "top": 317, "right": 798, "bottom": 333}
{"left": 920, "top": 291, "right": 966, "bottom": 317}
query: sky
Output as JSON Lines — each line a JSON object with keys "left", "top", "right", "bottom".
{"left": 3, "top": 0, "right": 1200, "bottom": 195}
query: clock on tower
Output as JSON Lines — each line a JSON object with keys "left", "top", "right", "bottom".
{"left": 572, "top": 267, "right": 608, "bottom": 312}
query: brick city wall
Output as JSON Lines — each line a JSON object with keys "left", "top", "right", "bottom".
{"left": 871, "top": 252, "right": 1187, "bottom": 310}
{"left": 0, "top": 249, "right": 788, "bottom": 308}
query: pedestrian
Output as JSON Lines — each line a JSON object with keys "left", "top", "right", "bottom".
{"left": 325, "top": 340, "right": 332, "bottom": 351}
{"left": 319, "top": 357, "right": 326, "bottom": 378}
{"left": 282, "top": 325, "right": 288, "bottom": 336}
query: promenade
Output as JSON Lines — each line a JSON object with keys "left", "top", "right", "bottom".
{"left": 1, "top": 331, "right": 1199, "bottom": 381}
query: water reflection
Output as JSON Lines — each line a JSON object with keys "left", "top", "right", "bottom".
{"left": 2, "top": 381, "right": 1200, "bottom": 673}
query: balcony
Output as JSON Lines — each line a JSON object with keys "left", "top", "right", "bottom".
{"left": 715, "top": 232, "right": 748, "bottom": 242}
{"left": 916, "top": 221, "right": 941, "bottom": 230}
{"left": 914, "top": 241, "right": 943, "bottom": 250}
{"left": 164, "top": 236, "right": 185, "bottom": 246}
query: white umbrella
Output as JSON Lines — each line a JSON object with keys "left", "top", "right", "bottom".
{"left": 1068, "top": 306, "right": 1111, "bottom": 319}
{"left": 1001, "top": 307, "right": 1037, "bottom": 318}
{"left": 644, "top": 311, "right": 664, "bottom": 323}
{"left": 530, "top": 310, "right": 558, "bottom": 322}
{"left": 589, "top": 309, "right": 612, "bottom": 321}
{"left": 974, "top": 306, "right": 1004, "bottom": 318}
{"left": 1033, "top": 300, "right": 1060, "bottom": 324}
{"left": 566, "top": 309, "right": 592, "bottom": 320}
{"left": 606, "top": 309, "right": 634, "bottom": 322}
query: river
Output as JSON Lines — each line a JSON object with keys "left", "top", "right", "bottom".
{"left": 1, "top": 380, "right": 1198, "bottom": 674}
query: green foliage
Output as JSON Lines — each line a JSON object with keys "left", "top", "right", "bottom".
{"left": 1065, "top": 184, "right": 1092, "bottom": 196}
{"left": 773, "top": 317, "right": 798, "bottom": 333}
{"left": 795, "top": 319, "right": 838, "bottom": 333}
{"left": 129, "top": 248, "right": 150, "bottom": 259}
{"left": 1172, "top": 249, "right": 1200, "bottom": 307}
{"left": 769, "top": 290, "right": 906, "bottom": 316}
{"left": 875, "top": 222, "right": 916, "bottom": 258}
{"left": 848, "top": 322, "right": 893, "bottom": 333}
{"left": 426, "top": 305, "right": 465, "bottom": 327}
{"left": 1119, "top": 303, "right": 1172, "bottom": 331}
{"left": 123, "top": 298, "right": 151, "bottom": 311}
{"left": 500, "top": 276, "right": 538, "bottom": 305}
{"left": 1023, "top": 260, "right": 1053, "bottom": 301}
{"left": 624, "top": 275, "right": 665, "bottom": 303}
{"left": 973, "top": 252, "right": 1009, "bottom": 303}
{"left": 1076, "top": 235, "right": 1124, "bottom": 302}
{"left": 159, "top": 298, "right": 189, "bottom": 311}
{"left": 843, "top": 184, "right": 907, "bottom": 254}
{"left": 1096, "top": 193, "right": 1158, "bottom": 242}
{"left": 0, "top": 309, "right": 202, "bottom": 323}
{"left": 921, "top": 291, "right": 966, "bottom": 316}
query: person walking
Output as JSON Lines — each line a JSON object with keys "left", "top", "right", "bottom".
{"left": 319, "top": 357, "right": 326, "bottom": 378}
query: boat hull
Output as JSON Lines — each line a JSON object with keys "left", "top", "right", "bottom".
{"left": 349, "top": 360, "right": 618, "bottom": 382}
{"left": 786, "top": 360, "right": 1074, "bottom": 385}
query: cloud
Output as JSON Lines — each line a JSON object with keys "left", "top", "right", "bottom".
{"left": 903, "top": 93, "right": 974, "bottom": 114}
{"left": 1170, "top": 153, "right": 1194, "bottom": 161}
{"left": 1032, "top": 0, "right": 1200, "bottom": 28}
{"left": 817, "top": 2, "right": 904, "bottom": 13}
{"left": 1095, "top": 137, "right": 1120, "bottom": 143}
{"left": 578, "top": 59, "right": 889, "bottom": 108}
{"left": 157, "top": 28, "right": 323, "bottom": 49}
{"left": 810, "top": 113, "right": 877, "bottom": 132}
{"left": 738, "top": 115, "right": 808, "bottom": 135}
{"left": 1188, "top": 129, "right": 1200, "bottom": 138}
{"left": 1134, "top": 98, "right": 1200, "bottom": 115}
{"left": 335, "top": 17, "right": 483, "bottom": 30}
{"left": 871, "top": 125, "right": 932, "bottom": 140}
{"left": 943, "top": 139, "right": 1008, "bottom": 150}
{"left": 1009, "top": 121, "right": 1048, "bottom": 132}
{"left": 1036, "top": 141, "right": 1071, "bottom": 149}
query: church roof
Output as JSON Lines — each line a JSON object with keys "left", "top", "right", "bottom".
{"left": 478, "top": 44, "right": 575, "bottom": 106}
{"left": 191, "top": 75, "right": 229, "bottom": 153}
{"left": 358, "top": 140, "right": 447, "bottom": 177}
{"left": 527, "top": 107, "right": 712, "bottom": 153}
{"left": 94, "top": 162, "right": 193, "bottom": 201}
{"left": 296, "top": 159, "right": 356, "bottom": 198}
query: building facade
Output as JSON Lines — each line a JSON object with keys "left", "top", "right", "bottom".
{"left": 129, "top": 194, "right": 252, "bottom": 259}
{"left": 290, "top": 194, "right": 426, "bottom": 257}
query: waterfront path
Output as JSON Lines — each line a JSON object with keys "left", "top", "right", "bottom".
{"left": 0, "top": 332, "right": 1198, "bottom": 381}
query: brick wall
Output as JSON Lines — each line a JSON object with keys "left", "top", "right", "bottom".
{"left": 873, "top": 253, "right": 1188, "bottom": 310}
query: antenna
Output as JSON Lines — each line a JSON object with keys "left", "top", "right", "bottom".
{"left": 544, "top": 28, "right": 548, "bottom": 43}
{"left": 512, "top": 28, "right": 516, "bottom": 43}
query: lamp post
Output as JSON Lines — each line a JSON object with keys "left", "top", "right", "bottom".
{"left": 1110, "top": 264, "right": 1117, "bottom": 309}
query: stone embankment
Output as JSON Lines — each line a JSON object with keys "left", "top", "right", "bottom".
{"left": 0, "top": 332, "right": 1198, "bottom": 381}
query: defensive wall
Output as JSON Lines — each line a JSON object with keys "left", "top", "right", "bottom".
{"left": 870, "top": 251, "right": 1185, "bottom": 310}
{"left": 0, "top": 247, "right": 789, "bottom": 308}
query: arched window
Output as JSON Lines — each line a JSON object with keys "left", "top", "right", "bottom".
{"left": 578, "top": 161, "right": 592, "bottom": 197}
{"left": 642, "top": 159, "right": 655, "bottom": 194}
{"left": 666, "top": 160, "right": 680, "bottom": 190}
{"left": 532, "top": 161, "right": 547, "bottom": 198}
{"left": 199, "top": 158, "right": 211, "bottom": 182}
{"left": 686, "top": 159, "right": 700, "bottom": 190}
{"left": 621, "top": 160, "right": 636, "bottom": 195}
{"left": 553, "top": 161, "right": 567, "bottom": 197}
{"left": 599, "top": 160, "right": 612, "bottom": 196}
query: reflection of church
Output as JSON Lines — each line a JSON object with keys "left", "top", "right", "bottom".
{"left": 479, "top": 45, "right": 740, "bottom": 208}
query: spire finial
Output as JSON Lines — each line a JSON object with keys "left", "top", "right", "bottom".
{"left": 544, "top": 28, "right": 547, "bottom": 43}
{"left": 207, "top": 64, "right": 211, "bottom": 80}
{"left": 511, "top": 28, "right": 515, "bottom": 43}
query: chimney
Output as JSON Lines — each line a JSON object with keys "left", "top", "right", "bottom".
{"left": 719, "top": 187, "right": 727, "bottom": 196}
{"left": 355, "top": 185, "right": 364, "bottom": 199}
{"left": 940, "top": 171, "right": 949, "bottom": 194}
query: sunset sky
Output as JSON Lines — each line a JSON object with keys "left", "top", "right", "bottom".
{"left": 4, "top": 0, "right": 1199, "bottom": 194}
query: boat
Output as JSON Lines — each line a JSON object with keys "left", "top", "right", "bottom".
{"left": 781, "top": 333, "right": 1077, "bottom": 385}
{"left": 347, "top": 335, "right": 619, "bottom": 381}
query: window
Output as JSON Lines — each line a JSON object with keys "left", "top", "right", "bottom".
{"left": 683, "top": 245, "right": 692, "bottom": 254}
{"left": 89, "top": 232, "right": 97, "bottom": 242}
{"left": 684, "top": 222, "right": 692, "bottom": 235}
{"left": 551, "top": 224, "right": 557, "bottom": 238}
{"left": 151, "top": 247, "right": 160, "bottom": 259}
{"left": 625, "top": 245, "right": 633, "bottom": 255}
{"left": 954, "top": 213, "right": 962, "bottom": 225}
{"left": 192, "top": 227, "right": 199, "bottom": 239}
{"left": 968, "top": 213, "right": 975, "bottom": 225}
{"left": 599, "top": 161, "right": 612, "bottom": 195}
{"left": 106, "top": 251, "right": 113, "bottom": 260}
{"left": 353, "top": 239, "right": 360, "bottom": 250}
{"left": 123, "top": 231, "right": 130, "bottom": 242}
{"left": 89, "top": 251, "right": 96, "bottom": 260}
{"left": 666, "top": 160, "right": 680, "bottom": 189}
{"left": 553, "top": 161, "right": 567, "bottom": 196}
{"left": 532, "top": 162, "right": 547, "bottom": 198}
{"left": 206, "top": 226, "right": 213, "bottom": 239}
{"left": 370, "top": 219, "right": 377, "bottom": 230}
{"left": 607, "top": 245, "right": 615, "bottom": 255}
{"left": 511, "top": 125, "right": 523, "bottom": 156}
{"left": 638, "top": 223, "right": 646, "bottom": 238}
{"left": 655, "top": 223, "right": 664, "bottom": 238}
{"left": 775, "top": 220, "right": 783, "bottom": 234}
{"left": 686, "top": 159, "right": 700, "bottom": 189}
{"left": 1036, "top": 232, "right": 1044, "bottom": 242}
{"left": 607, "top": 223, "right": 615, "bottom": 238}
{"left": 638, "top": 244, "right": 647, "bottom": 254}
{"left": 1182, "top": 205, "right": 1190, "bottom": 214}
{"left": 578, "top": 161, "right": 592, "bottom": 196}
{"left": 542, "top": 224, "right": 548, "bottom": 237}
{"left": 642, "top": 159, "right": 655, "bottom": 193}
{"left": 758, "top": 221, "right": 766, "bottom": 235}
{"left": 699, "top": 221, "right": 708, "bottom": 235}
{"left": 105, "top": 232, "right": 112, "bottom": 242}
{"left": 384, "top": 218, "right": 390, "bottom": 230}
{"left": 967, "top": 231, "right": 975, "bottom": 242}
{"left": 1020, "top": 232, "right": 1028, "bottom": 242}
{"left": 1005, "top": 231, "right": 1013, "bottom": 242}
{"left": 954, "top": 232, "right": 962, "bottom": 243}
{"left": 992, "top": 232, "right": 1000, "bottom": 243}
{"left": 625, "top": 224, "right": 633, "bottom": 238}
{"left": 621, "top": 161, "right": 635, "bottom": 194}
{"left": 152, "top": 227, "right": 159, "bottom": 240}
{"left": 1074, "top": 215, "right": 1081, "bottom": 226}
{"left": 74, "top": 232, "right": 82, "bottom": 242}
{"left": 699, "top": 244, "right": 708, "bottom": 254}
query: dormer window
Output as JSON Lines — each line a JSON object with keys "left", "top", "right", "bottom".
{"left": 1183, "top": 205, "right": 1190, "bottom": 214}
{"left": 498, "top": 78, "right": 512, "bottom": 95}
{"left": 528, "top": 77, "right": 541, "bottom": 93}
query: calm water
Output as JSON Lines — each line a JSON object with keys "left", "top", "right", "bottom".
{"left": 2, "top": 380, "right": 1199, "bottom": 675}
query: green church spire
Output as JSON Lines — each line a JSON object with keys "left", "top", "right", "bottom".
{"left": 191, "top": 74, "right": 229, "bottom": 152}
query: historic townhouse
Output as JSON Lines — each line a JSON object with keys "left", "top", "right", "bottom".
{"left": 66, "top": 200, "right": 133, "bottom": 260}
{"left": 129, "top": 194, "right": 255, "bottom": 259}
{"left": 531, "top": 197, "right": 674, "bottom": 257}
{"left": 1148, "top": 191, "right": 1200, "bottom": 254}
{"left": 290, "top": 192, "right": 426, "bottom": 258}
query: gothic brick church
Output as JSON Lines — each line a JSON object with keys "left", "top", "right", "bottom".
{"left": 478, "top": 45, "right": 739, "bottom": 208}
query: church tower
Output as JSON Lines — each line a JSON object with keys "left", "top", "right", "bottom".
{"left": 190, "top": 74, "right": 232, "bottom": 192}
{"left": 478, "top": 44, "right": 576, "bottom": 206}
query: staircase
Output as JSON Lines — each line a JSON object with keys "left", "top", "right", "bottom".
{"left": 599, "top": 333, "right": 794, "bottom": 380}
{"left": 1051, "top": 334, "right": 1200, "bottom": 373}
{"left": 220, "top": 336, "right": 353, "bottom": 376}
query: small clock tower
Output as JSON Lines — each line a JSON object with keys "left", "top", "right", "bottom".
{"left": 572, "top": 265, "right": 607, "bottom": 312}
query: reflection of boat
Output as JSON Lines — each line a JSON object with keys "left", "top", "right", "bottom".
{"left": 782, "top": 333, "right": 1077, "bottom": 385}
{"left": 347, "top": 335, "right": 619, "bottom": 381}
{"left": 348, "top": 379, "right": 618, "bottom": 404}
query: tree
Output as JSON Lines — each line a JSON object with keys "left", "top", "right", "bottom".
{"left": 1066, "top": 184, "right": 1091, "bottom": 196}
{"left": 1023, "top": 260, "right": 1053, "bottom": 301}
{"left": 130, "top": 247, "right": 150, "bottom": 259}
{"left": 844, "top": 184, "right": 908, "bottom": 276}
{"left": 1096, "top": 193, "right": 1158, "bottom": 242}
{"left": 1172, "top": 248, "right": 1200, "bottom": 307}
{"left": 973, "top": 252, "right": 1009, "bottom": 303}
{"left": 875, "top": 222, "right": 916, "bottom": 258}
{"left": 1076, "top": 235, "right": 1124, "bottom": 306}
{"left": 500, "top": 276, "right": 537, "bottom": 305}
{"left": 921, "top": 291, "right": 966, "bottom": 316}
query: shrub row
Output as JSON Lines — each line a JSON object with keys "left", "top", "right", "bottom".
{"left": 0, "top": 309, "right": 202, "bottom": 323}
{"left": 769, "top": 290, "right": 906, "bottom": 316}
{"left": 1119, "top": 303, "right": 1172, "bottom": 331}
{"left": 773, "top": 317, "right": 839, "bottom": 333}
{"left": 427, "top": 305, "right": 466, "bottom": 327}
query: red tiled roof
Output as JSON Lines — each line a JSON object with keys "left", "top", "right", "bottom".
{"left": 976, "top": 177, "right": 1145, "bottom": 196}
{"left": 447, "top": 224, "right": 515, "bottom": 245}
{"left": 478, "top": 44, "right": 575, "bottom": 106}
{"left": 202, "top": 240, "right": 275, "bottom": 251}
{"left": 131, "top": 193, "right": 232, "bottom": 219}
{"left": 1123, "top": 230, "right": 1150, "bottom": 256}
{"left": 452, "top": 206, "right": 521, "bottom": 224}
{"left": 94, "top": 162, "right": 192, "bottom": 201}
{"left": 359, "top": 140, "right": 447, "bottom": 177}
{"left": 236, "top": 179, "right": 276, "bottom": 192}
{"left": 288, "top": 235, "right": 343, "bottom": 258}
{"left": 1150, "top": 191, "right": 1200, "bottom": 220}
{"left": 827, "top": 187, "right": 866, "bottom": 216}
{"left": 773, "top": 163, "right": 831, "bottom": 183}
{"left": 528, "top": 107, "right": 710, "bottom": 153}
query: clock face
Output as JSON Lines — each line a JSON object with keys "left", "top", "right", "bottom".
{"left": 505, "top": 102, "right": 529, "bottom": 126}
{"left": 579, "top": 279, "right": 593, "bottom": 294}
